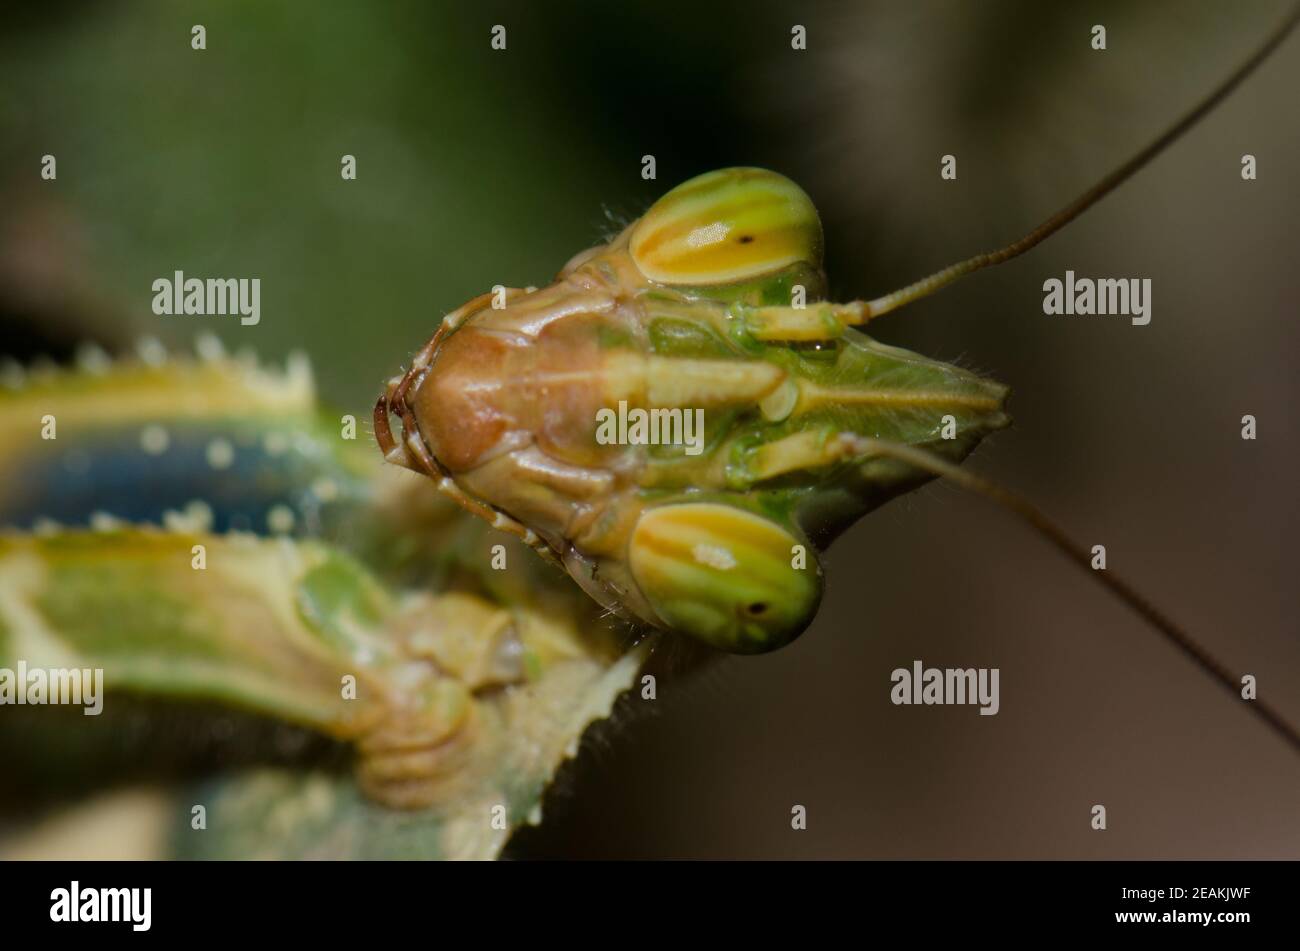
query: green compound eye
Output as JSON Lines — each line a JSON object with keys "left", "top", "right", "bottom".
{"left": 627, "top": 502, "right": 822, "bottom": 654}
{"left": 630, "top": 167, "right": 823, "bottom": 289}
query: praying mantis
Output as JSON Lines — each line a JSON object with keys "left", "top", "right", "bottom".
{"left": 374, "top": 7, "right": 1300, "bottom": 748}
{"left": 1, "top": 6, "right": 1296, "bottom": 860}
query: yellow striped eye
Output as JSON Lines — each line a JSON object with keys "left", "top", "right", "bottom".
{"left": 628, "top": 502, "right": 822, "bottom": 654}
{"left": 629, "top": 168, "right": 823, "bottom": 288}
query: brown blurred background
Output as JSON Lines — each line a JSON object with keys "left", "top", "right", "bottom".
{"left": 2, "top": 0, "right": 1297, "bottom": 857}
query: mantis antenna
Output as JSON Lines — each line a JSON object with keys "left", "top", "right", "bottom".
{"left": 851, "top": 2, "right": 1300, "bottom": 323}
{"left": 857, "top": 438, "right": 1300, "bottom": 753}
{"left": 840, "top": 10, "right": 1300, "bottom": 750}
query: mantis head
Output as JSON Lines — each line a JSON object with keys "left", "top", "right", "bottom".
{"left": 376, "top": 168, "right": 1009, "bottom": 653}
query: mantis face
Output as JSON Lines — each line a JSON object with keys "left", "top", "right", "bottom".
{"left": 377, "top": 168, "right": 1009, "bottom": 654}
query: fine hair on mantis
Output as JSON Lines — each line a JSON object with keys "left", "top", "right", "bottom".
{"left": 826, "top": 3, "right": 1300, "bottom": 752}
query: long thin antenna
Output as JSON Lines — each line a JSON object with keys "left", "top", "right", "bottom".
{"left": 852, "top": 3, "right": 1300, "bottom": 323}
{"left": 858, "top": 438, "right": 1300, "bottom": 753}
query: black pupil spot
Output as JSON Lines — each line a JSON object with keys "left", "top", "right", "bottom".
{"left": 738, "top": 235, "right": 754, "bottom": 244}
{"left": 747, "top": 602, "right": 767, "bottom": 615}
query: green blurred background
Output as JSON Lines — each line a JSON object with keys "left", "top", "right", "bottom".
{"left": 2, "top": 0, "right": 1297, "bottom": 858}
